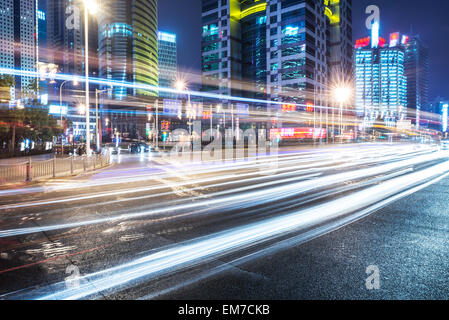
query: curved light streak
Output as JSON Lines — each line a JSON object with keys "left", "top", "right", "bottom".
{"left": 30, "top": 160, "right": 449, "bottom": 300}
{"left": 0, "top": 150, "right": 445, "bottom": 238}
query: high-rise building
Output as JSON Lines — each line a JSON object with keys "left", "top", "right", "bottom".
{"left": 201, "top": 0, "right": 352, "bottom": 114}
{"left": 354, "top": 27, "right": 408, "bottom": 125}
{"left": 47, "top": 0, "right": 84, "bottom": 81}
{"left": 98, "top": 0, "right": 158, "bottom": 99}
{"left": 0, "top": 0, "right": 37, "bottom": 98}
{"left": 326, "top": 0, "right": 353, "bottom": 81}
{"left": 158, "top": 31, "right": 178, "bottom": 97}
{"left": 46, "top": 0, "right": 99, "bottom": 141}
{"left": 422, "top": 97, "right": 448, "bottom": 132}
{"left": 98, "top": 0, "right": 158, "bottom": 139}
{"left": 37, "top": 0, "right": 49, "bottom": 98}
{"left": 405, "top": 35, "right": 429, "bottom": 129}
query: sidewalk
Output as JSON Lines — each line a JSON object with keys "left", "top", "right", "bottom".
{"left": 0, "top": 153, "right": 111, "bottom": 186}
{"left": 0, "top": 154, "right": 55, "bottom": 164}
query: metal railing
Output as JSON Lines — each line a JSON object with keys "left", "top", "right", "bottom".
{"left": 0, "top": 153, "right": 111, "bottom": 184}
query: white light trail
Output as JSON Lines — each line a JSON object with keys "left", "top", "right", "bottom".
{"left": 0, "top": 150, "right": 445, "bottom": 238}
{"left": 30, "top": 160, "right": 449, "bottom": 300}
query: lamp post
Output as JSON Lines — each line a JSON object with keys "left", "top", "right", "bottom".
{"left": 82, "top": 0, "right": 98, "bottom": 156}
{"left": 175, "top": 80, "right": 193, "bottom": 146}
{"left": 59, "top": 79, "right": 78, "bottom": 155}
{"left": 332, "top": 86, "right": 352, "bottom": 144}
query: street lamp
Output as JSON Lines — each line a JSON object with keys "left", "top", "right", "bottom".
{"left": 82, "top": 0, "right": 98, "bottom": 156}
{"left": 59, "top": 79, "right": 79, "bottom": 155}
{"left": 332, "top": 86, "right": 352, "bottom": 144}
{"left": 175, "top": 80, "right": 186, "bottom": 92}
{"left": 78, "top": 103, "right": 86, "bottom": 115}
{"left": 174, "top": 80, "right": 192, "bottom": 145}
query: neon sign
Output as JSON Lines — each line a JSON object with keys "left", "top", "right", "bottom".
{"left": 401, "top": 35, "right": 409, "bottom": 45}
{"left": 306, "top": 102, "right": 314, "bottom": 113}
{"left": 203, "top": 110, "right": 212, "bottom": 120}
{"left": 281, "top": 104, "right": 296, "bottom": 112}
{"left": 355, "top": 37, "right": 371, "bottom": 49}
{"left": 270, "top": 128, "right": 327, "bottom": 140}
{"left": 389, "top": 32, "right": 400, "bottom": 47}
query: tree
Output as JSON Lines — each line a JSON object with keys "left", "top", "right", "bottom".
{"left": 0, "top": 106, "right": 61, "bottom": 157}
{"left": 23, "top": 78, "right": 39, "bottom": 101}
{"left": 0, "top": 75, "right": 15, "bottom": 103}
{"left": 0, "top": 108, "right": 25, "bottom": 156}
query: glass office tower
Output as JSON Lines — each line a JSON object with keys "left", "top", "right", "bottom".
{"left": 158, "top": 31, "right": 178, "bottom": 98}
{"left": 201, "top": 0, "right": 352, "bottom": 111}
{"left": 355, "top": 30, "right": 408, "bottom": 125}
{"left": 98, "top": 0, "right": 158, "bottom": 139}
{"left": 405, "top": 35, "right": 429, "bottom": 129}
{"left": 0, "top": 0, "right": 36, "bottom": 97}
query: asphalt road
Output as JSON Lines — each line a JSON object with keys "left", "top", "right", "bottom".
{"left": 157, "top": 176, "right": 449, "bottom": 300}
{"left": 0, "top": 143, "right": 448, "bottom": 300}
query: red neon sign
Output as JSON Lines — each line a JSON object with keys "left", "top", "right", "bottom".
{"left": 270, "top": 128, "right": 327, "bottom": 140}
{"left": 355, "top": 37, "right": 370, "bottom": 49}
{"left": 355, "top": 36, "right": 386, "bottom": 48}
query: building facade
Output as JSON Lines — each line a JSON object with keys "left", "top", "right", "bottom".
{"left": 422, "top": 98, "right": 448, "bottom": 132}
{"left": 98, "top": 0, "right": 158, "bottom": 140}
{"left": 158, "top": 31, "right": 178, "bottom": 97}
{"left": 405, "top": 35, "right": 429, "bottom": 129}
{"left": 355, "top": 29, "right": 408, "bottom": 126}
{"left": 46, "top": 0, "right": 99, "bottom": 141}
{"left": 0, "top": 0, "right": 37, "bottom": 98}
{"left": 201, "top": 0, "right": 352, "bottom": 114}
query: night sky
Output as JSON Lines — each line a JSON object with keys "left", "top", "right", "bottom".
{"left": 158, "top": 0, "right": 449, "bottom": 100}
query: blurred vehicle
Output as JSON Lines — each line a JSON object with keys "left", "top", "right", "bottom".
{"left": 118, "top": 143, "right": 130, "bottom": 154}
{"left": 104, "top": 143, "right": 120, "bottom": 155}
{"left": 130, "top": 143, "right": 152, "bottom": 153}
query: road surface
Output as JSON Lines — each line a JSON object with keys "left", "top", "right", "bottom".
{"left": 0, "top": 143, "right": 448, "bottom": 299}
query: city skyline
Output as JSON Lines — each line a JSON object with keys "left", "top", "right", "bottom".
{"left": 160, "top": 0, "right": 449, "bottom": 101}
{"left": 1, "top": 0, "right": 449, "bottom": 303}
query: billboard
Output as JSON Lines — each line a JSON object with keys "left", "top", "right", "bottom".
{"left": 163, "top": 99, "right": 182, "bottom": 116}
{"left": 49, "top": 105, "right": 68, "bottom": 115}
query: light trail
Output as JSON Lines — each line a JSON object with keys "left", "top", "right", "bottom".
{"left": 0, "top": 144, "right": 431, "bottom": 201}
{"left": 0, "top": 67, "right": 365, "bottom": 114}
{"left": 0, "top": 146, "right": 327, "bottom": 197}
{"left": 138, "top": 165, "right": 447, "bottom": 300}
{"left": 24, "top": 159, "right": 449, "bottom": 300}
{"left": 0, "top": 67, "right": 287, "bottom": 107}
{"left": 0, "top": 144, "right": 433, "bottom": 213}
{"left": 0, "top": 150, "right": 445, "bottom": 238}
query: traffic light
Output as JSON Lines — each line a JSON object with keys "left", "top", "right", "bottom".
{"left": 161, "top": 121, "right": 170, "bottom": 131}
